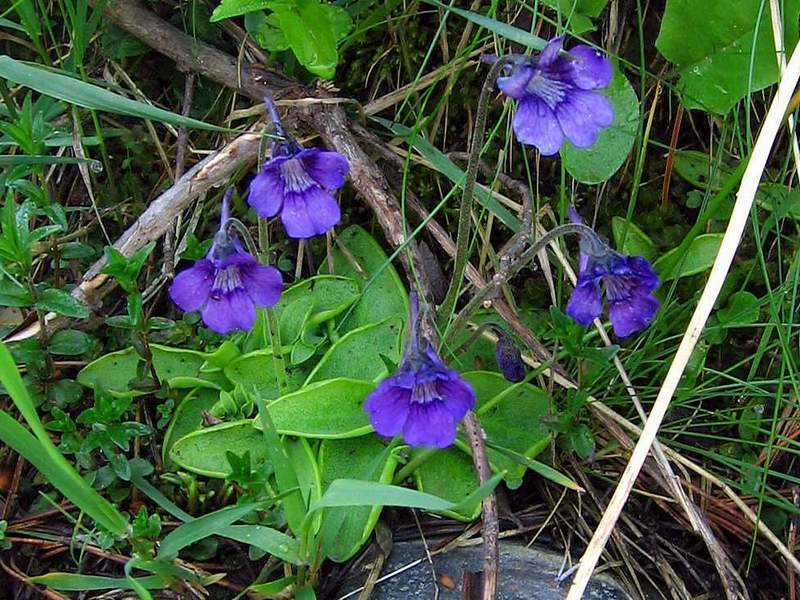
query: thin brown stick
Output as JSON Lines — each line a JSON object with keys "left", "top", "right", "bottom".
{"left": 88, "top": 0, "right": 295, "bottom": 100}
{"left": 300, "top": 100, "right": 434, "bottom": 301}
{"left": 164, "top": 72, "right": 196, "bottom": 278}
{"left": 463, "top": 413, "right": 498, "bottom": 600}
{"left": 660, "top": 103, "right": 684, "bottom": 207}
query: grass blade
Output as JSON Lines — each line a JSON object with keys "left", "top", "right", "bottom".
{"left": 0, "top": 343, "right": 128, "bottom": 535}
{"left": 157, "top": 502, "right": 261, "bottom": 559}
{"left": 29, "top": 573, "right": 167, "bottom": 591}
{"left": 310, "top": 473, "right": 503, "bottom": 514}
{"left": 426, "top": 1, "right": 546, "bottom": 50}
{"left": 374, "top": 118, "right": 520, "bottom": 231}
{"left": 0, "top": 56, "right": 225, "bottom": 131}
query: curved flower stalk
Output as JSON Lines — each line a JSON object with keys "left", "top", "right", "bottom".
{"left": 491, "top": 36, "right": 614, "bottom": 155}
{"left": 364, "top": 293, "right": 476, "bottom": 448}
{"left": 566, "top": 208, "right": 660, "bottom": 338}
{"left": 248, "top": 97, "right": 349, "bottom": 239}
{"left": 169, "top": 190, "right": 282, "bottom": 334}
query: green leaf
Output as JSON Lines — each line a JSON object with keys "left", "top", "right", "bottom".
{"left": 263, "top": 378, "right": 374, "bottom": 438}
{"left": 224, "top": 349, "right": 308, "bottom": 399}
{"left": 570, "top": 423, "right": 596, "bottom": 459}
{"left": 673, "top": 150, "right": 736, "bottom": 190}
{"left": 0, "top": 343, "right": 128, "bottom": 535}
{"left": 463, "top": 371, "right": 514, "bottom": 406}
{"left": 158, "top": 502, "right": 261, "bottom": 559}
{"left": 562, "top": 68, "right": 639, "bottom": 184}
{"left": 717, "top": 291, "right": 760, "bottom": 327}
{"left": 653, "top": 233, "right": 724, "bottom": 281}
{"left": 655, "top": 0, "right": 800, "bottom": 114}
{"left": 0, "top": 56, "right": 224, "bottom": 131}
{"left": 245, "top": 11, "right": 290, "bottom": 51}
{"left": 318, "top": 437, "right": 397, "bottom": 561}
{"left": 221, "top": 525, "right": 302, "bottom": 564}
{"left": 248, "top": 577, "right": 295, "bottom": 596}
{"left": 0, "top": 277, "right": 32, "bottom": 307}
{"left": 35, "top": 288, "right": 90, "bottom": 318}
{"left": 320, "top": 225, "right": 410, "bottom": 331}
{"left": 48, "top": 329, "right": 93, "bottom": 355}
{"left": 611, "top": 217, "right": 657, "bottom": 262}
{"left": 756, "top": 183, "right": 800, "bottom": 220}
{"left": 309, "top": 473, "right": 503, "bottom": 514}
{"left": 211, "top": 0, "right": 274, "bottom": 20}
{"left": 272, "top": 0, "right": 339, "bottom": 79}
{"left": 170, "top": 421, "right": 267, "bottom": 478}
{"left": 77, "top": 345, "right": 207, "bottom": 394}
{"left": 305, "top": 318, "right": 403, "bottom": 383}
{"left": 285, "top": 437, "right": 322, "bottom": 509}
{"left": 415, "top": 449, "right": 481, "bottom": 521}
{"left": 29, "top": 574, "right": 167, "bottom": 591}
{"left": 273, "top": 275, "right": 360, "bottom": 344}
{"left": 436, "top": 4, "right": 547, "bottom": 50}
{"left": 254, "top": 395, "right": 307, "bottom": 535}
{"left": 540, "top": 0, "right": 610, "bottom": 34}
{"left": 162, "top": 388, "right": 219, "bottom": 466}
{"left": 484, "top": 442, "right": 583, "bottom": 490}
{"left": 102, "top": 242, "right": 155, "bottom": 294}
{"left": 473, "top": 375, "right": 552, "bottom": 487}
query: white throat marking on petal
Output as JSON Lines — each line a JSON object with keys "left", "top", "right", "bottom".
{"left": 279, "top": 158, "right": 316, "bottom": 193}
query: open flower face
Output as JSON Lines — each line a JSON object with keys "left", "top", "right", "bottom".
{"left": 496, "top": 37, "right": 614, "bottom": 155}
{"left": 363, "top": 294, "right": 476, "bottom": 448}
{"left": 565, "top": 210, "right": 660, "bottom": 338}
{"left": 169, "top": 200, "right": 282, "bottom": 334}
{"left": 248, "top": 148, "right": 349, "bottom": 239}
{"left": 247, "top": 99, "right": 350, "bottom": 239}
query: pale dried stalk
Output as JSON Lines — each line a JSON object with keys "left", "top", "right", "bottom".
{"left": 768, "top": 0, "right": 800, "bottom": 179}
{"left": 472, "top": 325, "right": 800, "bottom": 581}
{"left": 5, "top": 130, "right": 262, "bottom": 342}
{"left": 543, "top": 220, "right": 748, "bottom": 597}
{"left": 565, "top": 41, "right": 800, "bottom": 600}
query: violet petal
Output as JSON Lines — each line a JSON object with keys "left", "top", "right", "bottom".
{"left": 301, "top": 149, "right": 349, "bottom": 190}
{"left": 248, "top": 163, "right": 286, "bottom": 218}
{"left": 169, "top": 259, "right": 214, "bottom": 312}
{"left": 365, "top": 380, "right": 411, "bottom": 437}
{"left": 513, "top": 97, "right": 564, "bottom": 155}
{"left": 201, "top": 288, "right": 257, "bottom": 334}
{"left": 403, "top": 401, "right": 457, "bottom": 448}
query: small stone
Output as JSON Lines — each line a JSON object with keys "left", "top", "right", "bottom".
{"left": 339, "top": 540, "right": 632, "bottom": 600}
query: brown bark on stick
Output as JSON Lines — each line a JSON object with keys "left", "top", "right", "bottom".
{"left": 91, "top": 0, "right": 296, "bottom": 99}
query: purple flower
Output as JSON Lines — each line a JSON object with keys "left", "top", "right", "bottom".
{"left": 565, "top": 209, "right": 659, "bottom": 338}
{"left": 364, "top": 294, "right": 476, "bottom": 448}
{"left": 169, "top": 193, "right": 282, "bottom": 334}
{"left": 248, "top": 99, "right": 349, "bottom": 239}
{"left": 495, "top": 37, "right": 614, "bottom": 156}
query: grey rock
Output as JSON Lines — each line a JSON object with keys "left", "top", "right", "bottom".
{"left": 342, "top": 540, "right": 632, "bottom": 600}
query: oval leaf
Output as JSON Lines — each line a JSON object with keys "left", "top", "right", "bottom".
{"left": 263, "top": 378, "right": 375, "bottom": 438}
{"left": 653, "top": 233, "right": 723, "bottom": 281}
{"left": 562, "top": 69, "right": 639, "bottom": 184}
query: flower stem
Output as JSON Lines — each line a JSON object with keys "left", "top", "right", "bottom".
{"left": 255, "top": 214, "right": 288, "bottom": 394}
{"left": 257, "top": 216, "right": 270, "bottom": 263}
{"left": 266, "top": 307, "right": 288, "bottom": 394}
{"left": 392, "top": 447, "right": 436, "bottom": 484}
{"left": 445, "top": 222, "right": 598, "bottom": 344}
{"left": 437, "top": 59, "right": 507, "bottom": 325}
